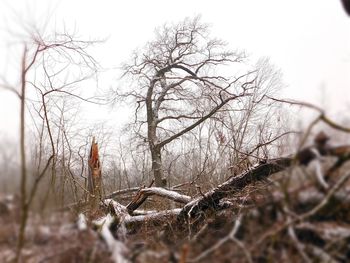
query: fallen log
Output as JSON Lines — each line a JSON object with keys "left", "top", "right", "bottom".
{"left": 178, "top": 158, "right": 292, "bottom": 220}
{"left": 178, "top": 143, "right": 350, "bottom": 221}
{"left": 102, "top": 160, "right": 292, "bottom": 224}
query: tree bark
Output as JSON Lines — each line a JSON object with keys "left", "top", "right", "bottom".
{"left": 88, "top": 137, "right": 102, "bottom": 207}
{"left": 146, "top": 76, "right": 166, "bottom": 187}
{"left": 150, "top": 145, "right": 165, "bottom": 187}
{"left": 16, "top": 46, "right": 28, "bottom": 263}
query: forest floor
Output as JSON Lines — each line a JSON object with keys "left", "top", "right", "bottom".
{"left": 1, "top": 159, "right": 350, "bottom": 263}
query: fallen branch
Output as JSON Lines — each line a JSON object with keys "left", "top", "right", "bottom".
{"left": 94, "top": 213, "right": 129, "bottom": 263}
{"left": 139, "top": 187, "right": 191, "bottom": 203}
{"left": 103, "top": 198, "right": 179, "bottom": 225}
{"left": 179, "top": 158, "right": 292, "bottom": 220}
{"left": 105, "top": 187, "right": 141, "bottom": 199}
{"left": 125, "top": 209, "right": 182, "bottom": 224}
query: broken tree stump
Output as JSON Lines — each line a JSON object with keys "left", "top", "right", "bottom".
{"left": 88, "top": 137, "right": 102, "bottom": 208}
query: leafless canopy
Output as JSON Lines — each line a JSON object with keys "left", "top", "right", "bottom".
{"left": 120, "top": 17, "right": 270, "bottom": 186}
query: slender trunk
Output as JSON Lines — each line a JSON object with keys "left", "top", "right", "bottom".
{"left": 16, "top": 46, "right": 28, "bottom": 262}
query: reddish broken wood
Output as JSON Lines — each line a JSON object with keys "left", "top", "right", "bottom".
{"left": 88, "top": 137, "right": 102, "bottom": 199}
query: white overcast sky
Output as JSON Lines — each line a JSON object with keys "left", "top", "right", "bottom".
{"left": 0, "top": 0, "right": 349, "bottom": 140}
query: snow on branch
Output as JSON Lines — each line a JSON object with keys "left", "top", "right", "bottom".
{"left": 139, "top": 187, "right": 191, "bottom": 203}
{"left": 125, "top": 209, "right": 182, "bottom": 224}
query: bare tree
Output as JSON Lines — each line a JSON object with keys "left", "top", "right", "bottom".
{"left": 0, "top": 21, "right": 99, "bottom": 260}
{"left": 120, "top": 17, "right": 275, "bottom": 187}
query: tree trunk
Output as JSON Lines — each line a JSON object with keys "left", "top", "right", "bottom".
{"left": 16, "top": 46, "right": 28, "bottom": 263}
{"left": 146, "top": 86, "right": 165, "bottom": 187}
{"left": 151, "top": 145, "right": 166, "bottom": 187}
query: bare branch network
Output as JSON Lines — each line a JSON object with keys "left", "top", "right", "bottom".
{"left": 117, "top": 17, "right": 279, "bottom": 186}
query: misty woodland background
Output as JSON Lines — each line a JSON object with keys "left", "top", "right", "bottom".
{"left": 1, "top": 1, "right": 350, "bottom": 263}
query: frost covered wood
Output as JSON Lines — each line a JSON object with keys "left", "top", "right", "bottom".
{"left": 94, "top": 213, "right": 129, "bottom": 263}
{"left": 139, "top": 187, "right": 191, "bottom": 203}
{"left": 102, "top": 198, "right": 180, "bottom": 226}
{"left": 77, "top": 213, "right": 87, "bottom": 231}
{"left": 125, "top": 209, "right": 182, "bottom": 224}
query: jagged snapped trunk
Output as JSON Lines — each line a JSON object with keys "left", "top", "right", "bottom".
{"left": 88, "top": 137, "right": 102, "bottom": 205}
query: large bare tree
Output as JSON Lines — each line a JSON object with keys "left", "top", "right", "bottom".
{"left": 120, "top": 17, "right": 275, "bottom": 187}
